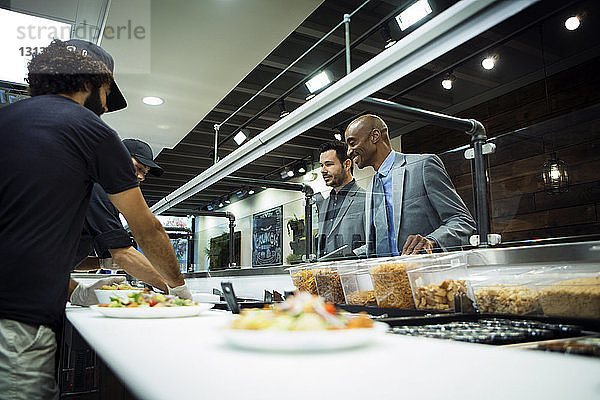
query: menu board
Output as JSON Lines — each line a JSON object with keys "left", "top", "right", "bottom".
{"left": 252, "top": 206, "right": 283, "bottom": 267}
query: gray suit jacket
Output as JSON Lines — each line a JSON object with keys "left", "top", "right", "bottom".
{"left": 364, "top": 152, "right": 475, "bottom": 255}
{"left": 317, "top": 180, "right": 366, "bottom": 258}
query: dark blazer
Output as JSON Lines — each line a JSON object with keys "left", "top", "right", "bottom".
{"left": 317, "top": 180, "right": 366, "bottom": 258}
{"left": 363, "top": 152, "right": 475, "bottom": 254}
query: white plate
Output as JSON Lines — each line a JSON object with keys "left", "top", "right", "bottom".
{"left": 222, "top": 321, "right": 388, "bottom": 352}
{"left": 90, "top": 303, "right": 213, "bottom": 318}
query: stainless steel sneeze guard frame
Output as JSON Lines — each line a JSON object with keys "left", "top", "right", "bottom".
{"left": 178, "top": 241, "right": 600, "bottom": 279}
{"left": 150, "top": 0, "right": 539, "bottom": 215}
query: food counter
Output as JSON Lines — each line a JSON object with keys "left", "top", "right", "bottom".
{"left": 66, "top": 304, "right": 600, "bottom": 400}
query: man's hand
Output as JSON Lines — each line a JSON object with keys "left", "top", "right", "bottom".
{"left": 70, "top": 276, "right": 125, "bottom": 306}
{"left": 168, "top": 283, "right": 192, "bottom": 300}
{"left": 402, "top": 234, "right": 436, "bottom": 255}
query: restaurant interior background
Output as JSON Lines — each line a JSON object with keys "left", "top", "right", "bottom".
{"left": 1, "top": 0, "right": 599, "bottom": 273}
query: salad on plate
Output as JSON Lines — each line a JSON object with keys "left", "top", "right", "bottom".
{"left": 229, "top": 292, "right": 373, "bottom": 330}
{"left": 98, "top": 291, "right": 197, "bottom": 308}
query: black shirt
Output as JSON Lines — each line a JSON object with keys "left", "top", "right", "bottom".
{"left": 74, "top": 183, "right": 134, "bottom": 265}
{"left": 0, "top": 95, "right": 139, "bottom": 329}
{"left": 322, "top": 179, "right": 355, "bottom": 235}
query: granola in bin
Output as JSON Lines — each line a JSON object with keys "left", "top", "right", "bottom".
{"left": 291, "top": 269, "right": 317, "bottom": 295}
{"left": 370, "top": 263, "right": 415, "bottom": 309}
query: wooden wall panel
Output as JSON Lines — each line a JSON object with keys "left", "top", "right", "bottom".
{"left": 403, "top": 56, "right": 600, "bottom": 243}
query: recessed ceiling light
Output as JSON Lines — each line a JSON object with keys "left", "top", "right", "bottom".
{"left": 306, "top": 71, "right": 332, "bottom": 93}
{"left": 396, "top": 0, "right": 432, "bottom": 31}
{"left": 481, "top": 56, "right": 496, "bottom": 70}
{"left": 298, "top": 167, "right": 306, "bottom": 173}
{"left": 142, "top": 96, "right": 164, "bottom": 106}
{"left": 334, "top": 133, "right": 342, "bottom": 141}
{"left": 233, "top": 131, "right": 247, "bottom": 146}
{"left": 384, "top": 39, "right": 397, "bottom": 49}
{"left": 248, "top": 189, "right": 255, "bottom": 195}
{"left": 565, "top": 16, "right": 580, "bottom": 31}
{"left": 287, "top": 170, "right": 294, "bottom": 177}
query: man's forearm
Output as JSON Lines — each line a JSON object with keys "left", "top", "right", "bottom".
{"left": 110, "top": 246, "right": 168, "bottom": 292}
{"left": 129, "top": 217, "right": 185, "bottom": 288}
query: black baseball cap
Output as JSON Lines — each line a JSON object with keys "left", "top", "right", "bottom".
{"left": 122, "top": 139, "right": 164, "bottom": 177}
{"left": 64, "top": 39, "right": 127, "bottom": 112}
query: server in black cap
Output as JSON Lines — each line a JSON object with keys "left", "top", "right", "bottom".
{"left": 70, "top": 139, "right": 170, "bottom": 303}
{"left": 0, "top": 39, "right": 189, "bottom": 399}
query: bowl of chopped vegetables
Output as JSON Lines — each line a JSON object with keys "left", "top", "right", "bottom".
{"left": 94, "top": 283, "right": 144, "bottom": 304}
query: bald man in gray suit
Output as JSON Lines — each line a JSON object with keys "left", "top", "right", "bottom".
{"left": 345, "top": 114, "right": 475, "bottom": 256}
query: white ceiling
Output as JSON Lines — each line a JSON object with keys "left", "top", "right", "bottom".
{"left": 100, "top": 0, "right": 323, "bottom": 157}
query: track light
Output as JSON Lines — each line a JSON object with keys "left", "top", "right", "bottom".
{"left": 381, "top": 25, "right": 397, "bottom": 49}
{"left": 224, "top": 196, "right": 231, "bottom": 204}
{"left": 206, "top": 204, "right": 214, "bottom": 211}
{"left": 248, "top": 189, "right": 255, "bottom": 195}
{"left": 278, "top": 99, "right": 290, "bottom": 118}
{"left": 287, "top": 170, "right": 295, "bottom": 177}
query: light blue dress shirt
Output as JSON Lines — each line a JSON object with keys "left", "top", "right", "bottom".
{"left": 373, "top": 150, "right": 399, "bottom": 256}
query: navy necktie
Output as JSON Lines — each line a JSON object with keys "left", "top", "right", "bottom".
{"left": 372, "top": 173, "right": 390, "bottom": 256}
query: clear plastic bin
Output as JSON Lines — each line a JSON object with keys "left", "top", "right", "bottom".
{"left": 407, "top": 263, "right": 473, "bottom": 311}
{"left": 339, "top": 265, "right": 377, "bottom": 306}
{"left": 312, "top": 266, "right": 345, "bottom": 304}
{"left": 369, "top": 261, "right": 415, "bottom": 309}
{"left": 537, "top": 270, "right": 600, "bottom": 319}
{"left": 287, "top": 265, "right": 317, "bottom": 295}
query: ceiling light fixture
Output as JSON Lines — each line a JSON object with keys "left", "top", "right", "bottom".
{"left": 303, "top": 172, "right": 317, "bottom": 182}
{"left": 441, "top": 73, "right": 455, "bottom": 90}
{"left": 224, "top": 196, "right": 231, "bottom": 204}
{"left": 334, "top": 133, "right": 342, "bottom": 141}
{"left": 206, "top": 204, "right": 214, "bottom": 211}
{"left": 278, "top": 99, "right": 290, "bottom": 118}
{"left": 218, "top": 201, "right": 224, "bottom": 208}
{"left": 306, "top": 70, "right": 332, "bottom": 93}
{"left": 248, "top": 189, "right": 255, "bottom": 195}
{"left": 142, "top": 96, "right": 164, "bottom": 106}
{"left": 233, "top": 131, "right": 247, "bottom": 146}
{"left": 381, "top": 25, "right": 397, "bottom": 49}
{"left": 564, "top": 16, "right": 580, "bottom": 31}
{"left": 396, "top": 0, "right": 432, "bottom": 31}
{"left": 287, "top": 170, "right": 295, "bottom": 177}
{"left": 481, "top": 56, "right": 497, "bottom": 70}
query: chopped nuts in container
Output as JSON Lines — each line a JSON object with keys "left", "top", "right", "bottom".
{"left": 539, "top": 276, "right": 600, "bottom": 319}
{"left": 313, "top": 267, "right": 345, "bottom": 304}
{"left": 369, "top": 263, "right": 415, "bottom": 309}
{"left": 474, "top": 285, "right": 540, "bottom": 315}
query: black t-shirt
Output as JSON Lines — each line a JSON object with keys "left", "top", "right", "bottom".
{"left": 73, "top": 183, "right": 134, "bottom": 265}
{"left": 0, "top": 95, "right": 139, "bottom": 329}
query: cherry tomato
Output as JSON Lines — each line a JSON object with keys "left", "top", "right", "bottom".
{"left": 324, "top": 303, "right": 336, "bottom": 314}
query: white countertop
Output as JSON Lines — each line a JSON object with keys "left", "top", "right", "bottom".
{"left": 66, "top": 306, "right": 600, "bottom": 400}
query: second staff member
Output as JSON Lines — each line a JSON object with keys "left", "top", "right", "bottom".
{"left": 317, "top": 141, "right": 366, "bottom": 259}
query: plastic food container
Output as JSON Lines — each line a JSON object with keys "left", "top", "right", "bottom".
{"left": 369, "top": 262, "right": 415, "bottom": 309}
{"left": 469, "top": 266, "right": 544, "bottom": 315}
{"left": 473, "top": 284, "right": 540, "bottom": 315}
{"left": 339, "top": 266, "right": 377, "bottom": 306}
{"left": 407, "top": 263, "right": 473, "bottom": 311}
{"left": 313, "top": 266, "right": 345, "bottom": 304}
{"left": 538, "top": 275, "right": 600, "bottom": 319}
{"left": 287, "top": 265, "right": 318, "bottom": 295}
